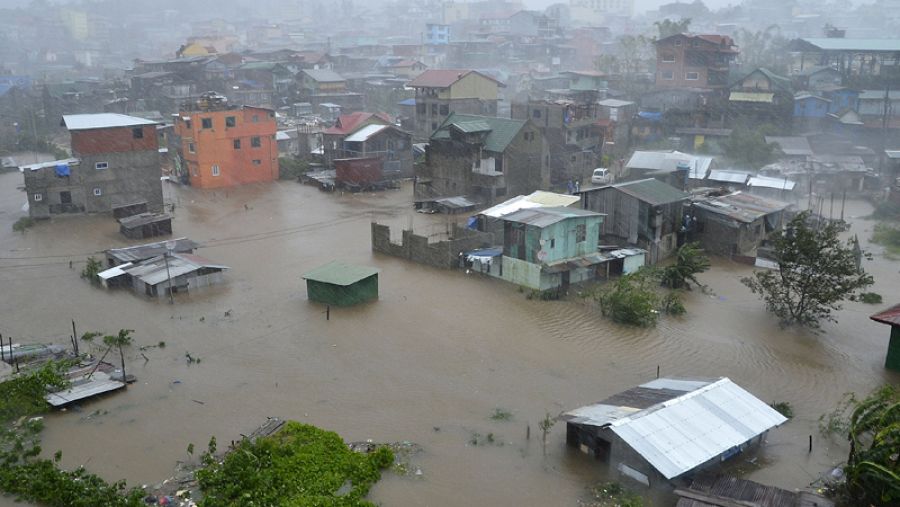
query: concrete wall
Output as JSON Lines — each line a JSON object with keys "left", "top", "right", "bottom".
{"left": 498, "top": 255, "right": 559, "bottom": 290}
{"left": 371, "top": 222, "right": 495, "bottom": 270}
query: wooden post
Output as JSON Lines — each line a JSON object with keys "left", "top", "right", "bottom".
{"left": 808, "top": 435, "right": 812, "bottom": 453}
{"left": 0, "top": 333, "right": 4, "bottom": 362}
{"left": 72, "top": 320, "right": 78, "bottom": 355}
{"left": 326, "top": 305, "right": 330, "bottom": 321}
{"left": 526, "top": 424, "right": 531, "bottom": 441}
{"left": 657, "top": 365, "right": 660, "bottom": 378}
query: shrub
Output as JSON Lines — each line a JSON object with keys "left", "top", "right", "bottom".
{"left": 80, "top": 257, "right": 103, "bottom": 284}
{"left": 859, "top": 292, "right": 883, "bottom": 304}
{"left": 12, "top": 217, "right": 35, "bottom": 233}
{"left": 596, "top": 270, "right": 660, "bottom": 327}
{"left": 770, "top": 401, "right": 794, "bottom": 419}
{"left": 278, "top": 157, "right": 309, "bottom": 180}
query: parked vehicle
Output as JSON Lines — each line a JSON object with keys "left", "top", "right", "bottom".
{"left": 591, "top": 168, "right": 612, "bottom": 185}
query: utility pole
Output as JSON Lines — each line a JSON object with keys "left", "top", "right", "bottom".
{"left": 164, "top": 240, "right": 176, "bottom": 304}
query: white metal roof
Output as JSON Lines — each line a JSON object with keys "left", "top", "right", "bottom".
{"left": 707, "top": 170, "right": 751, "bottom": 185}
{"left": 748, "top": 176, "right": 796, "bottom": 191}
{"left": 480, "top": 190, "right": 580, "bottom": 218}
{"left": 565, "top": 377, "right": 786, "bottom": 480}
{"left": 97, "top": 262, "right": 133, "bottom": 280}
{"left": 344, "top": 124, "right": 390, "bottom": 142}
{"left": 627, "top": 150, "right": 713, "bottom": 179}
{"left": 63, "top": 113, "right": 159, "bottom": 131}
{"left": 20, "top": 158, "right": 80, "bottom": 171}
{"left": 124, "top": 253, "right": 228, "bottom": 286}
{"left": 597, "top": 98, "right": 635, "bottom": 108}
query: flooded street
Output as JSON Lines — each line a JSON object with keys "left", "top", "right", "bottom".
{"left": 1, "top": 172, "right": 899, "bottom": 506}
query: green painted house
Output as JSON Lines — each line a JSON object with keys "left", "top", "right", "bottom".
{"left": 870, "top": 304, "right": 900, "bottom": 371}
{"left": 499, "top": 207, "right": 607, "bottom": 290}
{"left": 303, "top": 262, "right": 378, "bottom": 307}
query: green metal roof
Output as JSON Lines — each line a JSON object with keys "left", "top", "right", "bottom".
{"left": 303, "top": 262, "right": 378, "bottom": 286}
{"left": 431, "top": 113, "right": 527, "bottom": 153}
{"left": 800, "top": 38, "right": 900, "bottom": 52}
{"left": 611, "top": 178, "right": 690, "bottom": 206}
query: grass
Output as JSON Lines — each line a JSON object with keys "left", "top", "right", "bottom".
{"left": 489, "top": 408, "right": 513, "bottom": 421}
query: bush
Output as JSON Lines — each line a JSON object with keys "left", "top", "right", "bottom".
{"left": 80, "top": 257, "right": 102, "bottom": 284}
{"left": 12, "top": 217, "right": 35, "bottom": 233}
{"left": 872, "top": 223, "right": 900, "bottom": 255}
{"left": 586, "top": 482, "right": 644, "bottom": 507}
{"left": 770, "top": 401, "right": 794, "bottom": 419}
{"left": 859, "top": 292, "right": 883, "bottom": 304}
{"left": 278, "top": 157, "right": 309, "bottom": 180}
{"left": 596, "top": 270, "right": 660, "bottom": 327}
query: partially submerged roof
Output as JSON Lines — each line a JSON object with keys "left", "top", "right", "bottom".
{"left": 432, "top": 113, "right": 526, "bottom": 153}
{"left": 765, "top": 136, "right": 813, "bottom": 157}
{"left": 118, "top": 212, "right": 172, "bottom": 228}
{"left": 303, "top": 262, "right": 378, "bottom": 286}
{"left": 693, "top": 192, "right": 790, "bottom": 223}
{"left": 480, "top": 191, "right": 580, "bottom": 218}
{"left": 63, "top": 113, "right": 159, "bottom": 131}
{"left": 106, "top": 237, "right": 199, "bottom": 263}
{"left": 501, "top": 206, "right": 603, "bottom": 227}
{"left": 563, "top": 377, "right": 787, "bottom": 480}
{"left": 588, "top": 178, "right": 690, "bottom": 206}
{"left": 125, "top": 253, "right": 228, "bottom": 286}
{"left": 871, "top": 304, "right": 900, "bottom": 327}
{"left": 676, "top": 475, "right": 834, "bottom": 507}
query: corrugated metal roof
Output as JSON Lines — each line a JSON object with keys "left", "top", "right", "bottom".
{"left": 858, "top": 89, "right": 900, "bottom": 100}
{"left": 886, "top": 150, "right": 900, "bottom": 159}
{"left": 748, "top": 176, "right": 796, "bottom": 191}
{"left": 407, "top": 69, "right": 504, "bottom": 88}
{"left": 344, "top": 124, "right": 390, "bottom": 142}
{"left": 597, "top": 99, "right": 635, "bottom": 108}
{"left": 626, "top": 150, "right": 713, "bottom": 178}
{"left": 125, "top": 253, "right": 228, "bottom": 286}
{"left": 118, "top": 212, "right": 172, "bottom": 228}
{"left": 480, "top": 191, "right": 580, "bottom": 218}
{"left": 98, "top": 262, "right": 133, "bottom": 280}
{"left": 610, "top": 178, "right": 690, "bottom": 206}
{"left": 302, "top": 69, "right": 346, "bottom": 82}
{"left": 708, "top": 170, "right": 750, "bottom": 185}
{"left": 765, "top": 136, "right": 813, "bottom": 156}
{"left": 21, "top": 158, "right": 80, "bottom": 171}
{"left": 729, "top": 92, "right": 774, "bottom": 103}
{"left": 432, "top": 113, "right": 526, "bottom": 153}
{"left": 565, "top": 377, "right": 786, "bottom": 480}
{"left": 694, "top": 192, "right": 790, "bottom": 223}
{"left": 800, "top": 38, "right": 900, "bottom": 52}
{"left": 106, "top": 238, "right": 198, "bottom": 263}
{"left": 871, "top": 304, "right": 900, "bottom": 327}
{"left": 303, "top": 262, "right": 378, "bottom": 286}
{"left": 501, "top": 206, "right": 603, "bottom": 227}
{"left": 63, "top": 113, "right": 159, "bottom": 131}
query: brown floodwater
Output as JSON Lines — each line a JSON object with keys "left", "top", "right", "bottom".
{"left": 0, "top": 172, "right": 898, "bottom": 506}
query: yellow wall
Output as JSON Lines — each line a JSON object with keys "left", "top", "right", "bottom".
{"left": 181, "top": 43, "right": 214, "bottom": 57}
{"left": 446, "top": 72, "right": 499, "bottom": 101}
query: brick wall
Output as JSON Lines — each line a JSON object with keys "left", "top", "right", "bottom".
{"left": 371, "top": 222, "right": 495, "bottom": 269}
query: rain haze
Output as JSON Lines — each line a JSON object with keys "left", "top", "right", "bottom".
{"left": 0, "top": 0, "right": 898, "bottom": 506}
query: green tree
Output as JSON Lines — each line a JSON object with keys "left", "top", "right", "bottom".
{"left": 596, "top": 269, "right": 661, "bottom": 327}
{"left": 660, "top": 242, "right": 710, "bottom": 289}
{"left": 103, "top": 329, "right": 134, "bottom": 386}
{"left": 828, "top": 385, "right": 900, "bottom": 506}
{"left": 81, "top": 257, "right": 102, "bottom": 285}
{"left": 722, "top": 124, "right": 780, "bottom": 168}
{"left": 654, "top": 18, "right": 692, "bottom": 39}
{"left": 741, "top": 211, "right": 873, "bottom": 330}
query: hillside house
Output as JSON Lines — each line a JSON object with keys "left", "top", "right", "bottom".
{"left": 654, "top": 34, "right": 738, "bottom": 90}
{"left": 408, "top": 69, "right": 505, "bottom": 140}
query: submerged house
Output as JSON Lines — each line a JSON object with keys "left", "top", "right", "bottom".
{"left": 105, "top": 238, "right": 198, "bottom": 267}
{"left": 870, "top": 304, "right": 900, "bottom": 371}
{"left": 303, "top": 262, "right": 379, "bottom": 307}
{"left": 563, "top": 377, "right": 787, "bottom": 489}
{"left": 101, "top": 253, "right": 228, "bottom": 297}
{"left": 490, "top": 207, "right": 626, "bottom": 291}
{"left": 687, "top": 192, "right": 790, "bottom": 257}
{"left": 579, "top": 178, "right": 690, "bottom": 263}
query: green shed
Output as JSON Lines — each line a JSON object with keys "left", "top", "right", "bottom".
{"left": 870, "top": 304, "right": 900, "bottom": 371}
{"left": 303, "top": 262, "right": 379, "bottom": 307}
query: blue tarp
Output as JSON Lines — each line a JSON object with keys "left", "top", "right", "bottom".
{"left": 55, "top": 164, "right": 70, "bottom": 177}
{"left": 637, "top": 111, "right": 663, "bottom": 121}
{"left": 466, "top": 216, "right": 478, "bottom": 229}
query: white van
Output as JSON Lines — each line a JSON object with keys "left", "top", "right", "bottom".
{"left": 591, "top": 168, "right": 612, "bottom": 185}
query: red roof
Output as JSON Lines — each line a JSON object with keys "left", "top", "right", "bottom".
{"left": 323, "top": 112, "right": 392, "bottom": 136}
{"left": 407, "top": 69, "right": 504, "bottom": 88}
{"left": 871, "top": 304, "right": 900, "bottom": 327}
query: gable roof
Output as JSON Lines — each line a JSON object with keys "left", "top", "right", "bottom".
{"left": 344, "top": 124, "right": 406, "bottom": 143}
{"left": 871, "top": 304, "right": 900, "bottom": 327}
{"left": 407, "top": 69, "right": 504, "bottom": 88}
{"left": 431, "top": 113, "right": 526, "bottom": 153}
{"left": 302, "top": 68, "right": 346, "bottom": 82}
{"left": 63, "top": 113, "right": 159, "bottom": 131}
{"left": 563, "top": 377, "right": 787, "bottom": 480}
{"left": 481, "top": 191, "right": 581, "bottom": 218}
{"left": 323, "top": 112, "right": 392, "bottom": 136}
{"left": 693, "top": 191, "right": 791, "bottom": 223}
{"left": 626, "top": 150, "right": 714, "bottom": 179}
{"left": 500, "top": 206, "right": 603, "bottom": 227}
{"left": 655, "top": 33, "right": 737, "bottom": 52}
{"left": 765, "top": 136, "right": 813, "bottom": 157}
{"left": 303, "top": 262, "right": 378, "bottom": 286}
{"left": 587, "top": 178, "right": 689, "bottom": 206}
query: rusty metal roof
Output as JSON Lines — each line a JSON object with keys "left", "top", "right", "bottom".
{"left": 871, "top": 304, "right": 900, "bottom": 326}
{"left": 407, "top": 69, "right": 504, "bottom": 88}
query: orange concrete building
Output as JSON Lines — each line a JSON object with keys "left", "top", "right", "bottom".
{"left": 174, "top": 105, "right": 279, "bottom": 189}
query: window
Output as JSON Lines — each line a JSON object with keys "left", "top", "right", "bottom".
{"left": 549, "top": 238, "right": 555, "bottom": 248}
{"left": 93, "top": 187, "right": 102, "bottom": 196}
{"left": 188, "top": 143, "right": 195, "bottom": 153}
{"left": 201, "top": 118, "right": 213, "bottom": 129}
{"left": 570, "top": 155, "right": 577, "bottom": 162}
{"left": 95, "top": 162, "right": 108, "bottom": 170}
{"left": 252, "top": 115, "right": 259, "bottom": 123}
{"left": 225, "top": 116, "right": 236, "bottom": 127}
{"left": 685, "top": 71, "right": 699, "bottom": 81}
{"left": 661, "top": 54, "right": 675, "bottom": 63}
{"left": 132, "top": 127, "right": 144, "bottom": 139}
{"left": 211, "top": 165, "right": 220, "bottom": 176}
{"left": 533, "top": 109, "right": 542, "bottom": 118}
{"left": 431, "top": 122, "right": 437, "bottom": 131}
{"left": 234, "top": 139, "right": 241, "bottom": 149}
{"left": 576, "top": 224, "right": 586, "bottom": 242}
{"left": 251, "top": 136, "right": 261, "bottom": 148}
{"left": 439, "top": 104, "right": 449, "bottom": 115}
{"left": 674, "top": 39, "right": 682, "bottom": 46}
{"left": 431, "top": 104, "right": 438, "bottom": 115}
{"left": 185, "top": 120, "right": 192, "bottom": 129}
{"left": 33, "top": 193, "right": 42, "bottom": 202}
{"left": 662, "top": 70, "right": 674, "bottom": 80}
{"left": 252, "top": 159, "right": 262, "bottom": 165}
{"left": 417, "top": 103, "right": 426, "bottom": 115}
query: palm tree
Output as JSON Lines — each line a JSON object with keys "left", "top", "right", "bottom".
{"left": 103, "top": 329, "right": 134, "bottom": 386}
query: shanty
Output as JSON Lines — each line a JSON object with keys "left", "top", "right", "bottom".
{"left": 869, "top": 303, "right": 900, "bottom": 371}
{"left": 105, "top": 237, "right": 199, "bottom": 267}
{"left": 118, "top": 212, "right": 173, "bottom": 240}
{"left": 562, "top": 377, "right": 787, "bottom": 489}
{"left": 303, "top": 262, "right": 379, "bottom": 307}
{"left": 100, "top": 253, "right": 229, "bottom": 298}
{"left": 675, "top": 475, "right": 833, "bottom": 507}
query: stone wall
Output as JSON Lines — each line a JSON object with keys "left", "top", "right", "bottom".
{"left": 371, "top": 222, "right": 495, "bottom": 270}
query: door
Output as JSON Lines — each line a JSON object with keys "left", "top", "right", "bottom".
{"left": 60, "top": 191, "right": 72, "bottom": 204}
